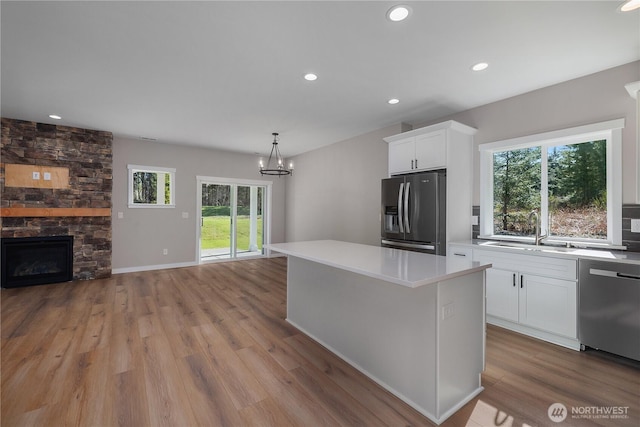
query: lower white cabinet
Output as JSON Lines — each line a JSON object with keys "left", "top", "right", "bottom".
{"left": 519, "top": 274, "right": 576, "bottom": 338}
{"left": 485, "top": 268, "right": 519, "bottom": 322}
{"left": 447, "top": 244, "right": 472, "bottom": 259}
{"left": 485, "top": 268, "right": 576, "bottom": 338}
{"left": 473, "top": 248, "right": 579, "bottom": 350}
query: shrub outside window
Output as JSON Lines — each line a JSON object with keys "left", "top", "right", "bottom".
{"left": 128, "top": 165, "right": 176, "bottom": 208}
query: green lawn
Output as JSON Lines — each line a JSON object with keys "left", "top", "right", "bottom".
{"left": 201, "top": 215, "right": 263, "bottom": 251}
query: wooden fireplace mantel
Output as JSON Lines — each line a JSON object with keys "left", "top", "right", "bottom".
{"left": 0, "top": 208, "right": 111, "bottom": 217}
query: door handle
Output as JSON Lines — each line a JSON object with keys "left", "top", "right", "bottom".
{"left": 513, "top": 273, "right": 516, "bottom": 287}
{"left": 398, "top": 183, "right": 404, "bottom": 233}
{"left": 520, "top": 275, "right": 523, "bottom": 288}
{"left": 590, "top": 268, "right": 640, "bottom": 280}
{"left": 617, "top": 273, "right": 640, "bottom": 280}
{"left": 404, "top": 182, "right": 410, "bottom": 233}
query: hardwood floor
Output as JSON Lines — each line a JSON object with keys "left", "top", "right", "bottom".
{"left": 2, "top": 257, "right": 638, "bottom": 426}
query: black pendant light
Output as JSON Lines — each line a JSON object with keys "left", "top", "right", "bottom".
{"left": 259, "top": 132, "right": 293, "bottom": 176}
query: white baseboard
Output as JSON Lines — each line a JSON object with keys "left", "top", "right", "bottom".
{"left": 112, "top": 253, "right": 285, "bottom": 275}
{"left": 112, "top": 261, "right": 197, "bottom": 275}
{"left": 487, "top": 316, "right": 581, "bottom": 351}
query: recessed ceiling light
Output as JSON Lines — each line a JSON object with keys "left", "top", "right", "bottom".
{"left": 388, "top": 98, "right": 400, "bottom": 105}
{"left": 387, "top": 5, "right": 411, "bottom": 22}
{"left": 620, "top": 0, "right": 640, "bottom": 12}
{"left": 471, "top": 62, "right": 489, "bottom": 72}
{"left": 304, "top": 73, "right": 318, "bottom": 81}
{"left": 49, "top": 114, "right": 62, "bottom": 120}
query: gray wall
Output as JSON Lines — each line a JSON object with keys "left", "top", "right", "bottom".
{"left": 285, "top": 62, "right": 638, "bottom": 248}
{"left": 112, "top": 61, "right": 638, "bottom": 270}
{"left": 112, "top": 137, "right": 286, "bottom": 270}
{"left": 415, "top": 61, "right": 639, "bottom": 205}
{"left": 285, "top": 124, "right": 405, "bottom": 246}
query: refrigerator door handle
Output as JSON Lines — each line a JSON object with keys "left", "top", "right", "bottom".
{"left": 404, "top": 182, "right": 410, "bottom": 233}
{"left": 398, "top": 182, "right": 404, "bottom": 233}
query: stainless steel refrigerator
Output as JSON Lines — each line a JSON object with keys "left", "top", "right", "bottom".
{"left": 381, "top": 170, "right": 446, "bottom": 255}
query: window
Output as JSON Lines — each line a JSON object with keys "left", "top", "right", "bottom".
{"left": 128, "top": 165, "right": 175, "bottom": 208}
{"left": 479, "top": 119, "right": 623, "bottom": 246}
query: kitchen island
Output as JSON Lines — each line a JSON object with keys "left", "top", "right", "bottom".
{"left": 267, "top": 240, "right": 491, "bottom": 425}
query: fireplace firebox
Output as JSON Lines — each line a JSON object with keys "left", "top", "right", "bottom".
{"left": 1, "top": 236, "right": 74, "bottom": 288}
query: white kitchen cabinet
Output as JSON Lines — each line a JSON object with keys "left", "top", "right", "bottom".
{"left": 473, "top": 248, "right": 579, "bottom": 350}
{"left": 387, "top": 130, "right": 446, "bottom": 175}
{"left": 388, "top": 137, "right": 416, "bottom": 174}
{"left": 519, "top": 274, "right": 576, "bottom": 338}
{"left": 485, "top": 268, "right": 519, "bottom": 322}
{"left": 415, "top": 131, "right": 446, "bottom": 171}
{"left": 385, "top": 121, "right": 477, "bottom": 244}
{"left": 447, "top": 243, "right": 473, "bottom": 259}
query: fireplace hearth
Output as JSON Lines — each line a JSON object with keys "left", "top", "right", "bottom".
{"left": 1, "top": 236, "right": 74, "bottom": 288}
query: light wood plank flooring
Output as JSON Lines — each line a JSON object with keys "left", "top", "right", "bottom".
{"left": 2, "top": 257, "right": 639, "bottom": 426}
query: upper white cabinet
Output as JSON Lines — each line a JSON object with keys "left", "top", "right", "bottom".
{"left": 385, "top": 121, "right": 477, "bottom": 243}
{"left": 388, "top": 137, "right": 418, "bottom": 174}
{"left": 388, "top": 130, "right": 446, "bottom": 174}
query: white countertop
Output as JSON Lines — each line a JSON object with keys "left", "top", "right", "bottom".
{"left": 267, "top": 240, "right": 491, "bottom": 288}
{"left": 453, "top": 240, "right": 640, "bottom": 265}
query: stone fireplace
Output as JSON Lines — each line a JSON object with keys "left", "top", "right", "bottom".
{"left": 1, "top": 118, "right": 113, "bottom": 282}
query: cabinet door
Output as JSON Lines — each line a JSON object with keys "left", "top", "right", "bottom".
{"left": 414, "top": 130, "right": 445, "bottom": 171}
{"left": 388, "top": 138, "right": 415, "bottom": 175}
{"left": 519, "top": 274, "right": 577, "bottom": 338}
{"left": 485, "top": 268, "right": 519, "bottom": 322}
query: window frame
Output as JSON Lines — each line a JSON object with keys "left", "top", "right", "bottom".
{"left": 127, "top": 164, "right": 176, "bottom": 208}
{"left": 479, "top": 119, "right": 624, "bottom": 247}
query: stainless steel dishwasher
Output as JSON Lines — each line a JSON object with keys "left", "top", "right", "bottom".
{"left": 579, "top": 259, "right": 640, "bottom": 361}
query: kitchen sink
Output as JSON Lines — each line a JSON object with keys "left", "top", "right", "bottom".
{"left": 479, "top": 240, "right": 579, "bottom": 253}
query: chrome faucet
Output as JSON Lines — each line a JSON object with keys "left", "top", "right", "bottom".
{"left": 528, "top": 210, "right": 547, "bottom": 246}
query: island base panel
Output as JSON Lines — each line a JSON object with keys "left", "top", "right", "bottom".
{"left": 285, "top": 256, "right": 485, "bottom": 424}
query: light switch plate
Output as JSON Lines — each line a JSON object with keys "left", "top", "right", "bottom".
{"left": 471, "top": 215, "right": 479, "bottom": 226}
{"left": 631, "top": 219, "right": 640, "bottom": 233}
{"left": 32, "top": 171, "right": 40, "bottom": 180}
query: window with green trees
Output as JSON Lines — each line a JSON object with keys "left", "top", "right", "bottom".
{"left": 128, "top": 165, "right": 175, "bottom": 207}
{"left": 479, "top": 119, "right": 623, "bottom": 246}
{"left": 492, "top": 140, "right": 606, "bottom": 240}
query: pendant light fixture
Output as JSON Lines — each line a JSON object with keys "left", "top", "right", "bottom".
{"left": 259, "top": 132, "right": 293, "bottom": 176}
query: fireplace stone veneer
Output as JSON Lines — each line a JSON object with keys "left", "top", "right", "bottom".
{"left": 1, "top": 118, "right": 113, "bottom": 281}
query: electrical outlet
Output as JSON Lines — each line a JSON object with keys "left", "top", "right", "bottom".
{"left": 163, "top": 248, "right": 168, "bottom": 255}
{"left": 117, "top": 212, "right": 124, "bottom": 219}
{"left": 631, "top": 219, "right": 640, "bottom": 233}
{"left": 182, "top": 212, "right": 189, "bottom": 219}
{"left": 471, "top": 215, "right": 479, "bottom": 226}
{"left": 43, "top": 172, "right": 52, "bottom": 181}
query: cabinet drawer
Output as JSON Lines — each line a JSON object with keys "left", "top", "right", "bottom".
{"left": 473, "top": 249, "right": 577, "bottom": 281}
{"left": 448, "top": 245, "right": 472, "bottom": 259}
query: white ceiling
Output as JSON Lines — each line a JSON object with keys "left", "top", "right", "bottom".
{"left": 1, "top": 1, "right": 639, "bottom": 158}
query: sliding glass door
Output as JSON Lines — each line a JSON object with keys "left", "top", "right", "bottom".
{"left": 198, "top": 178, "right": 267, "bottom": 262}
